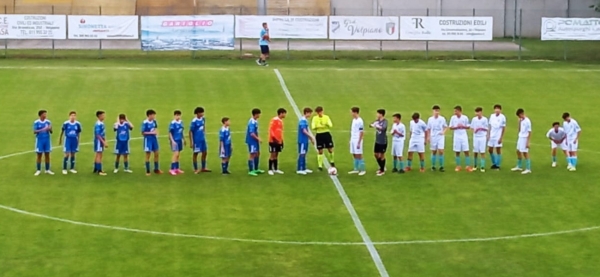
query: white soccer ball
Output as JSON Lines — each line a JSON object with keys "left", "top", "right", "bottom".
{"left": 328, "top": 167, "right": 337, "bottom": 175}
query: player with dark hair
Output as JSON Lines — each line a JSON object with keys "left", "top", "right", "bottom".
{"left": 546, "top": 122, "right": 567, "bottom": 168}
{"left": 246, "top": 108, "right": 264, "bottom": 176}
{"left": 219, "top": 117, "right": 232, "bottom": 175}
{"left": 407, "top": 112, "right": 427, "bottom": 172}
{"left": 113, "top": 114, "right": 133, "bottom": 173}
{"left": 33, "top": 109, "right": 54, "bottom": 176}
{"left": 511, "top": 108, "right": 532, "bottom": 174}
{"left": 370, "top": 109, "right": 388, "bottom": 176}
{"left": 256, "top": 22, "right": 270, "bottom": 66}
{"left": 471, "top": 107, "right": 489, "bottom": 172}
{"left": 562, "top": 112, "right": 582, "bottom": 171}
{"left": 268, "top": 108, "right": 287, "bottom": 175}
{"left": 189, "top": 107, "right": 211, "bottom": 174}
{"left": 348, "top": 107, "right": 366, "bottom": 175}
{"left": 449, "top": 105, "right": 472, "bottom": 172}
{"left": 427, "top": 105, "right": 448, "bottom": 172}
{"left": 93, "top": 110, "right": 107, "bottom": 176}
{"left": 58, "top": 111, "right": 82, "bottom": 175}
{"left": 390, "top": 113, "right": 406, "bottom": 173}
{"left": 142, "top": 109, "right": 161, "bottom": 175}
{"left": 488, "top": 104, "right": 506, "bottom": 170}
{"left": 168, "top": 110, "right": 185, "bottom": 175}
{"left": 297, "top": 107, "right": 315, "bottom": 175}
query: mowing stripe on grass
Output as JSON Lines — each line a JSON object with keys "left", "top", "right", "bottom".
{"left": 273, "top": 68, "right": 390, "bottom": 277}
{"left": 1, "top": 65, "right": 600, "bottom": 72}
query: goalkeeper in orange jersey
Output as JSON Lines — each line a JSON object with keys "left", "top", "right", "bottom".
{"left": 268, "top": 108, "right": 287, "bottom": 175}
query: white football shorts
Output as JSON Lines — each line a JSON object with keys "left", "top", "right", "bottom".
{"left": 350, "top": 139, "right": 363, "bottom": 155}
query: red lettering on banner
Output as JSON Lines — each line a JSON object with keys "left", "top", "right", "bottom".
{"left": 161, "top": 20, "right": 214, "bottom": 27}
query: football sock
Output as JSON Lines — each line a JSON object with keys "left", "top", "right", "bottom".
{"left": 63, "top": 157, "right": 68, "bottom": 170}
{"left": 93, "top": 163, "right": 98, "bottom": 171}
{"left": 248, "top": 160, "right": 254, "bottom": 172}
{"left": 431, "top": 154, "right": 437, "bottom": 167}
{"left": 115, "top": 161, "right": 119, "bottom": 169}
{"left": 317, "top": 154, "right": 324, "bottom": 168}
{"left": 36, "top": 162, "right": 41, "bottom": 171}
{"left": 225, "top": 161, "right": 229, "bottom": 171}
{"left": 201, "top": 160, "right": 207, "bottom": 169}
{"left": 474, "top": 157, "right": 478, "bottom": 167}
{"left": 480, "top": 158, "right": 485, "bottom": 169}
{"left": 253, "top": 156, "right": 259, "bottom": 169}
{"left": 171, "top": 163, "right": 175, "bottom": 170}
{"left": 407, "top": 159, "right": 412, "bottom": 168}
{"left": 567, "top": 157, "right": 571, "bottom": 166}
{"left": 176, "top": 162, "right": 180, "bottom": 169}
{"left": 274, "top": 159, "right": 279, "bottom": 170}
{"left": 301, "top": 156, "right": 306, "bottom": 170}
{"left": 70, "top": 156, "right": 75, "bottom": 169}
{"left": 393, "top": 159, "right": 398, "bottom": 169}
{"left": 552, "top": 155, "right": 557, "bottom": 162}
{"left": 465, "top": 157, "right": 471, "bottom": 167}
{"left": 297, "top": 157, "right": 302, "bottom": 171}
{"left": 96, "top": 163, "right": 102, "bottom": 172}
{"left": 145, "top": 162, "right": 150, "bottom": 173}
{"left": 328, "top": 152, "right": 335, "bottom": 163}
{"left": 359, "top": 159, "right": 365, "bottom": 171}
{"left": 381, "top": 159, "right": 386, "bottom": 171}
{"left": 154, "top": 162, "right": 159, "bottom": 171}
{"left": 572, "top": 157, "right": 578, "bottom": 167}
{"left": 526, "top": 159, "right": 531, "bottom": 170}
{"left": 45, "top": 162, "right": 50, "bottom": 171}
{"left": 439, "top": 155, "right": 445, "bottom": 167}
{"left": 455, "top": 156, "right": 461, "bottom": 166}
{"left": 353, "top": 158, "right": 358, "bottom": 170}
{"left": 268, "top": 160, "right": 274, "bottom": 170}
{"left": 399, "top": 160, "right": 404, "bottom": 169}
{"left": 193, "top": 161, "right": 198, "bottom": 171}
{"left": 221, "top": 162, "right": 227, "bottom": 173}
{"left": 419, "top": 160, "right": 425, "bottom": 169}
{"left": 124, "top": 161, "right": 129, "bottom": 170}
{"left": 517, "top": 158, "right": 523, "bottom": 168}
{"left": 497, "top": 154, "right": 502, "bottom": 166}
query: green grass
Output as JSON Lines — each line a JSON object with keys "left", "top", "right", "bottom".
{"left": 1, "top": 39, "right": 600, "bottom": 62}
{"left": 0, "top": 60, "right": 599, "bottom": 277}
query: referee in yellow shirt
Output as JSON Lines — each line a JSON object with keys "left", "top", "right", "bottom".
{"left": 311, "top": 106, "right": 335, "bottom": 170}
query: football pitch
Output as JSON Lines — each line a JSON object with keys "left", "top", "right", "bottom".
{"left": 1, "top": 59, "right": 600, "bottom": 277}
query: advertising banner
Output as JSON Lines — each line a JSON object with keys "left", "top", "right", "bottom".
{"left": 141, "top": 15, "right": 235, "bottom": 51}
{"left": 68, "top": 16, "right": 138, "bottom": 39}
{"left": 0, "top": 15, "right": 66, "bottom": 39}
{"left": 235, "top": 16, "right": 328, "bottom": 39}
{"left": 400, "top": 16, "right": 493, "bottom": 41}
{"left": 328, "top": 16, "right": 399, "bottom": 40}
{"left": 541, "top": 17, "right": 600, "bottom": 40}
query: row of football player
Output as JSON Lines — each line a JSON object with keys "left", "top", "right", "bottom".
{"left": 31, "top": 104, "right": 581, "bottom": 177}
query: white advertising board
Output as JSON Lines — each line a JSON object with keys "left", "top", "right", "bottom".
{"left": 541, "top": 17, "right": 600, "bottom": 40}
{"left": 68, "top": 16, "right": 138, "bottom": 39}
{"left": 0, "top": 15, "right": 66, "bottom": 39}
{"left": 328, "top": 16, "right": 399, "bottom": 40}
{"left": 400, "top": 16, "right": 493, "bottom": 41}
{"left": 235, "top": 16, "right": 328, "bottom": 39}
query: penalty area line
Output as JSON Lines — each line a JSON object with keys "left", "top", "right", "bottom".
{"left": 273, "top": 68, "right": 390, "bottom": 277}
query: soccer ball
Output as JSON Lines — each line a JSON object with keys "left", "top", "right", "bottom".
{"left": 328, "top": 167, "right": 337, "bottom": 175}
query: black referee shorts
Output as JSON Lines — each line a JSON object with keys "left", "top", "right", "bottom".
{"left": 315, "top": 132, "right": 334, "bottom": 150}
{"left": 374, "top": 143, "right": 387, "bottom": 153}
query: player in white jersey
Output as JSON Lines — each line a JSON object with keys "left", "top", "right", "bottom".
{"left": 562, "top": 112, "right": 582, "bottom": 171}
{"left": 487, "top": 104, "right": 506, "bottom": 170}
{"left": 546, "top": 122, "right": 567, "bottom": 168}
{"left": 426, "top": 105, "right": 448, "bottom": 172}
{"left": 407, "top": 112, "right": 428, "bottom": 172}
{"left": 348, "top": 107, "right": 366, "bottom": 176}
{"left": 512, "top": 108, "right": 532, "bottom": 174}
{"left": 449, "top": 106, "right": 472, "bottom": 172}
{"left": 390, "top": 113, "right": 406, "bottom": 173}
{"left": 470, "top": 107, "right": 489, "bottom": 172}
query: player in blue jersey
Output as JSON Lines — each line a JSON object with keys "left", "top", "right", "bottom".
{"left": 169, "top": 110, "right": 186, "bottom": 176}
{"left": 246, "top": 108, "right": 264, "bottom": 176}
{"left": 297, "top": 107, "right": 315, "bottom": 175}
{"left": 256, "top": 22, "right": 270, "bottom": 66}
{"left": 142, "top": 109, "right": 162, "bottom": 175}
{"left": 220, "top": 117, "right": 233, "bottom": 175}
{"left": 58, "top": 111, "right": 82, "bottom": 175}
{"left": 93, "top": 110, "right": 108, "bottom": 176}
{"left": 113, "top": 114, "right": 134, "bottom": 174}
{"left": 33, "top": 110, "right": 54, "bottom": 176}
{"left": 189, "top": 107, "right": 211, "bottom": 174}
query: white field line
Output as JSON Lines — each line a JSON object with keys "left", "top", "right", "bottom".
{"left": 0, "top": 65, "right": 600, "bottom": 72}
{"left": 274, "top": 69, "right": 390, "bottom": 277}
{"left": 0, "top": 203, "right": 598, "bottom": 246}
{"left": 0, "top": 133, "right": 599, "bottom": 246}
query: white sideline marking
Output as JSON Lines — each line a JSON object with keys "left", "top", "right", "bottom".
{"left": 1, "top": 65, "right": 600, "bottom": 72}
{"left": 273, "top": 69, "right": 390, "bottom": 277}
{"left": 0, "top": 134, "right": 599, "bottom": 246}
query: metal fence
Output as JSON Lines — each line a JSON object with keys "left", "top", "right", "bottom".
{"left": 1, "top": 5, "right": 599, "bottom": 61}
